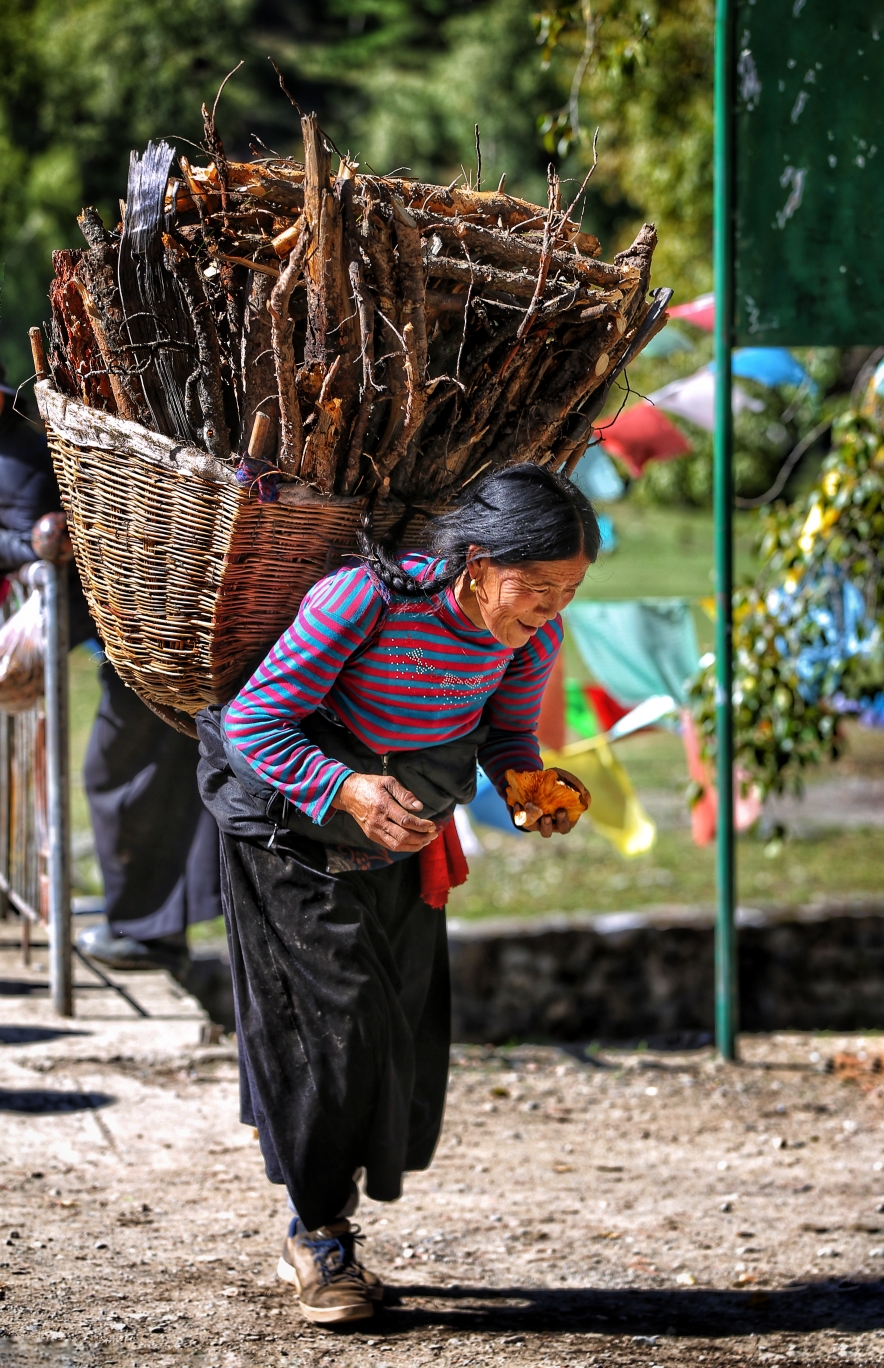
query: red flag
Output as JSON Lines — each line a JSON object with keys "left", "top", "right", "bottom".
{"left": 600, "top": 402, "right": 692, "bottom": 478}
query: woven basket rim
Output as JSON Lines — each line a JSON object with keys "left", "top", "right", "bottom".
{"left": 34, "top": 381, "right": 415, "bottom": 513}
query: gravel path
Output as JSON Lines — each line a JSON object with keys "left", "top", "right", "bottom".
{"left": 1, "top": 943, "right": 884, "bottom": 1365}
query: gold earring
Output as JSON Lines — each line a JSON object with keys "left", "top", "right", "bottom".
{"left": 469, "top": 578, "right": 478, "bottom": 591}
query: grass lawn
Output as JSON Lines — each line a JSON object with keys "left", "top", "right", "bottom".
{"left": 69, "top": 646, "right": 102, "bottom": 895}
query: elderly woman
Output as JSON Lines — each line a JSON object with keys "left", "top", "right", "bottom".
{"left": 197, "top": 463, "right": 600, "bottom": 1325}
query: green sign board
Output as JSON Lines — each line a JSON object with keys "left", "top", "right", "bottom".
{"left": 734, "top": 0, "right": 884, "bottom": 346}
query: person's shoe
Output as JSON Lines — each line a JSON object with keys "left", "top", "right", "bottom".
{"left": 277, "top": 1218, "right": 380, "bottom": 1323}
{"left": 76, "top": 922, "right": 189, "bottom": 976}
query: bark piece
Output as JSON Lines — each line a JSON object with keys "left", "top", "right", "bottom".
{"left": 48, "top": 250, "right": 115, "bottom": 411}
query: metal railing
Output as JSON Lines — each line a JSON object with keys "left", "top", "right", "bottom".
{"left": 0, "top": 559, "right": 72, "bottom": 1015}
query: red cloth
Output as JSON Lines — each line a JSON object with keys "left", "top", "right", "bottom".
{"left": 419, "top": 818, "right": 469, "bottom": 909}
{"left": 585, "top": 685, "right": 631, "bottom": 734}
{"left": 669, "top": 294, "right": 715, "bottom": 331}
{"left": 680, "top": 708, "right": 762, "bottom": 847}
{"left": 600, "top": 402, "right": 692, "bottom": 478}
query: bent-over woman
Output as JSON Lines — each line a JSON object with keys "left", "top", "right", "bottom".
{"left": 197, "top": 464, "right": 600, "bottom": 1324}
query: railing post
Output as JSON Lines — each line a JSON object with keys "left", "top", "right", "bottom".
{"left": 39, "top": 557, "right": 72, "bottom": 1017}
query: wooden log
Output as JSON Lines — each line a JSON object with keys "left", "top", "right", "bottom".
{"left": 247, "top": 410, "right": 272, "bottom": 459}
{"left": 423, "top": 253, "right": 622, "bottom": 307}
{"left": 300, "top": 356, "right": 343, "bottom": 493}
{"left": 301, "top": 115, "right": 337, "bottom": 369}
{"left": 412, "top": 212, "right": 618, "bottom": 290}
{"left": 362, "top": 206, "right": 408, "bottom": 469}
{"left": 613, "top": 222, "right": 657, "bottom": 299}
{"left": 241, "top": 270, "right": 278, "bottom": 461}
{"left": 391, "top": 200, "right": 428, "bottom": 377}
{"left": 75, "top": 208, "right": 151, "bottom": 425}
{"left": 269, "top": 224, "right": 310, "bottom": 477}
{"left": 161, "top": 234, "right": 230, "bottom": 460}
{"left": 217, "top": 259, "right": 249, "bottom": 447}
{"left": 29, "top": 329, "right": 47, "bottom": 381}
{"left": 389, "top": 180, "right": 595, "bottom": 245}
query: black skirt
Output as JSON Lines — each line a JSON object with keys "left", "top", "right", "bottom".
{"left": 220, "top": 830, "right": 451, "bottom": 1232}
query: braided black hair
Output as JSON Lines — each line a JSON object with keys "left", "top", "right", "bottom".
{"left": 358, "top": 463, "right": 601, "bottom": 598}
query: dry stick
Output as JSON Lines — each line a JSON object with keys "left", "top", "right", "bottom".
{"left": 247, "top": 411, "right": 272, "bottom": 459}
{"left": 269, "top": 223, "right": 310, "bottom": 477}
{"left": 441, "top": 329, "right": 551, "bottom": 492}
{"left": 372, "top": 309, "right": 423, "bottom": 489}
{"left": 515, "top": 166, "right": 560, "bottom": 345}
{"left": 162, "top": 235, "right": 230, "bottom": 459}
{"left": 202, "top": 60, "right": 243, "bottom": 217}
{"left": 178, "top": 156, "right": 211, "bottom": 222}
{"left": 213, "top": 252, "right": 280, "bottom": 278}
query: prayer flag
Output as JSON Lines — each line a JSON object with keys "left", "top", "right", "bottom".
{"left": 599, "top": 402, "right": 692, "bottom": 477}
{"left": 668, "top": 293, "right": 715, "bottom": 331}
{"left": 648, "top": 368, "right": 764, "bottom": 434}
{"left": 566, "top": 600, "right": 700, "bottom": 707}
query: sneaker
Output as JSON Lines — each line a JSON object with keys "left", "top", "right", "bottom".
{"left": 277, "top": 1218, "right": 381, "bottom": 1323}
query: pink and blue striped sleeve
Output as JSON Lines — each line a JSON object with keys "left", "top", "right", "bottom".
{"left": 222, "top": 567, "right": 384, "bottom": 824}
{"left": 478, "top": 616, "right": 563, "bottom": 795}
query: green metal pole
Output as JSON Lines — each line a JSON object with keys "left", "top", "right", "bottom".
{"left": 713, "top": 0, "right": 737, "bottom": 1060}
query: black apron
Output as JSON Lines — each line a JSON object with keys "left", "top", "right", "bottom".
{"left": 195, "top": 704, "right": 484, "bottom": 1228}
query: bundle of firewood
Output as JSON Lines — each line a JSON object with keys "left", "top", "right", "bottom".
{"left": 44, "top": 109, "right": 667, "bottom": 505}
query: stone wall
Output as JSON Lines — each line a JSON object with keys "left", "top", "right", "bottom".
{"left": 447, "top": 900, "right": 884, "bottom": 1044}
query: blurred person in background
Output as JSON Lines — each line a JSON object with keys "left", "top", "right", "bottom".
{"left": 0, "top": 357, "right": 221, "bottom": 975}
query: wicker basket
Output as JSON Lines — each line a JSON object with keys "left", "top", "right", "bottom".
{"left": 35, "top": 382, "right": 431, "bottom": 733}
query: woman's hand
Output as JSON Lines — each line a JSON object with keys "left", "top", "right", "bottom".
{"left": 511, "top": 767, "right": 590, "bottom": 840}
{"left": 332, "top": 773, "right": 438, "bottom": 852}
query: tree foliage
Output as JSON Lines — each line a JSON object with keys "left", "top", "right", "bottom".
{"left": 1, "top": 0, "right": 719, "bottom": 382}
{"left": 689, "top": 406, "right": 884, "bottom": 796}
{"left": 534, "top": 0, "right": 715, "bottom": 299}
{"left": 0, "top": 0, "right": 273, "bottom": 379}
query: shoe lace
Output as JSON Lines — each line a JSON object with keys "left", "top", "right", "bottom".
{"left": 302, "top": 1224, "right": 366, "bottom": 1286}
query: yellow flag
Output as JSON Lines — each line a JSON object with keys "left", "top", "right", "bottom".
{"left": 542, "top": 740, "right": 657, "bottom": 857}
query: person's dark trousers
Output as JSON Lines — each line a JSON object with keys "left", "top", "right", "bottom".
{"left": 84, "top": 662, "right": 221, "bottom": 940}
{"left": 220, "top": 831, "right": 451, "bottom": 1233}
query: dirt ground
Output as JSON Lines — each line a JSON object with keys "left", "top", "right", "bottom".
{"left": 2, "top": 938, "right": 884, "bottom": 1367}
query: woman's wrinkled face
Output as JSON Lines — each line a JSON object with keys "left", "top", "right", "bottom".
{"left": 466, "top": 546, "right": 592, "bottom": 648}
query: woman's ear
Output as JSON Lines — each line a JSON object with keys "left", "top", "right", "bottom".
{"left": 465, "top": 545, "right": 490, "bottom": 573}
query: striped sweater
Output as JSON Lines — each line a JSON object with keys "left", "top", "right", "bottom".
{"left": 223, "top": 555, "right": 562, "bottom": 825}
